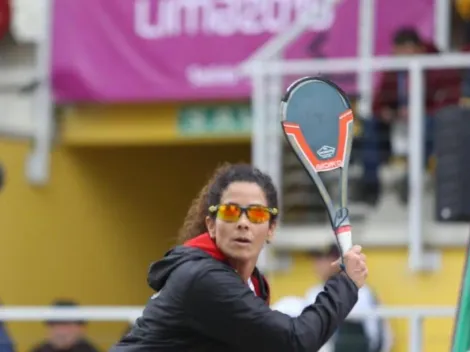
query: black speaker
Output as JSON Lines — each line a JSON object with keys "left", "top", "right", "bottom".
{"left": 435, "top": 106, "right": 470, "bottom": 222}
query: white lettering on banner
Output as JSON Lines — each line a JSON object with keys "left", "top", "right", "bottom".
{"left": 134, "top": 0, "right": 339, "bottom": 39}
{"left": 186, "top": 65, "right": 240, "bottom": 86}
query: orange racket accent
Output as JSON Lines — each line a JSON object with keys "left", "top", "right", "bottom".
{"left": 282, "top": 109, "right": 353, "bottom": 172}
{"left": 335, "top": 225, "right": 352, "bottom": 235}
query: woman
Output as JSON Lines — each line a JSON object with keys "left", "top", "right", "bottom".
{"left": 110, "top": 163, "right": 368, "bottom": 352}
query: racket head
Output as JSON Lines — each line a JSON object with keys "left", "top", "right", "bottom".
{"left": 280, "top": 76, "right": 354, "bottom": 174}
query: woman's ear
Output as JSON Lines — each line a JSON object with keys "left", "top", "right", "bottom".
{"left": 266, "top": 221, "right": 277, "bottom": 244}
{"left": 205, "top": 216, "right": 216, "bottom": 239}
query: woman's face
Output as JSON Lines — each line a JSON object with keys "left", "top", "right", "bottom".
{"left": 206, "top": 181, "right": 275, "bottom": 263}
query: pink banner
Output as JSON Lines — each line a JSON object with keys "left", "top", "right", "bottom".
{"left": 52, "top": 0, "right": 435, "bottom": 103}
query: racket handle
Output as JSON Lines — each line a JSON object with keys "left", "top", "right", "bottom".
{"left": 335, "top": 225, "right": 352, "bottom": 255}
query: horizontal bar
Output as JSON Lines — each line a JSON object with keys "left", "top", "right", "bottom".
{"left": 0, "top": 306, "right": 456, "bottom": 321}
{"left": 0, "top": 307, "right": 143, "bottom": 321}
{"left": 240, "top": 53, "right": 470, "bottom": 76}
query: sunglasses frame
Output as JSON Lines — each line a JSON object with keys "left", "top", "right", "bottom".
{"left": 208, "top": 203, "right": 278, "bottom": 223}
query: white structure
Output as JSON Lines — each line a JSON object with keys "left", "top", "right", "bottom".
{"left": 239, "top": 0, "right": 470, "bottom": 273}
{"left": 0, "top": 1, "right": 468, "bottom": 350}
{"left": 0, "top": 0, "right": 53, "bottom": 185}
{"left": 0, "top": 305, "right": 456, "bottom": 352}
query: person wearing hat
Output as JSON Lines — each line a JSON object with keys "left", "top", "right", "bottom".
{"left": 305, "top": 244, "right": 394, "bottom": 352}
{"left": 30, "top": 300, "right": 100, "bottom": 352}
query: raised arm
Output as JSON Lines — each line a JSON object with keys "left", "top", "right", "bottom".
{"left": 185, "top": 267, "right": 358, "bottom": 352}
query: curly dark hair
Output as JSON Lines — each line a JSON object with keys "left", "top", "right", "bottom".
{"left": 178, "top": 163, "right": 279, "bottom": 243}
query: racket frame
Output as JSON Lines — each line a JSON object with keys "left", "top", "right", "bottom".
{"left": 280, "top": 76, "right": 355, "bottom": 256}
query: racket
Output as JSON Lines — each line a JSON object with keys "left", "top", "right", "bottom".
{"left": 280, "top": 76, "right": 355, "bottom": 259}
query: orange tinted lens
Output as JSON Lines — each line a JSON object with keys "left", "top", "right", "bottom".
{"left": 246, "top": 206, "right": 270, "bottom": 223}
{"left": 218, "top": 204, "right": 242, "bottom": 222}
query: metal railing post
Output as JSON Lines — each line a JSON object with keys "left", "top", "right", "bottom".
{"left": 251, "top": 62, "right": 268, "bottom": 172}
{"left": 409, "top": 314, "right": 424, "bottom": 352}
{"left": 408, "top": 61, "right": 425, "bottom": 272}
{"left": 266, "top": 53, "right": 284, "bottom": 212}
{"left": 357, "top": 0, "right": 375, "bottom": 118}
{"left": 435, "top": 0, "right": 451, "bottom": 51}
{"left": 251, "top": 63, "right": 271, "bottom": 273}
{"left": 25, "top": 0, "right": 54, "bottom": 185}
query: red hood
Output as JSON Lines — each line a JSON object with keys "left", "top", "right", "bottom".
{"left": 184, "top": 232, "right": 226, "bottom": 261}
{"left": 184, "top": 233, "right": 270, "bottom": 304}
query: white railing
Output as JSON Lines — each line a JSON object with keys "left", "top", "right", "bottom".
{"left": 235, "top": 0, "right": 465, "bottom": 275}
{"left": 0, "top": 305, "right": 456, "bottom": 352}
{"left": 242, "top": 52, "right": 470, "bottom": 274}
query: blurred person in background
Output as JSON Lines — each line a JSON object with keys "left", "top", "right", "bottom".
{"left": 270, "top": 295, "right": 305, "bottom": 318}
{"left": 456, "top": 0, "right": 470, "bottom": 106}
{"left": 30, "top": 300, "right": 100, "bottom": 352}
{"left": 271, "top": 296, "right": 333, "bottom": 352}
{"left": 0, "top": 321, "right": 14, "bottom": 352}
{"left": 304, "top": 244, "right": 393, "bottom": 352}
{"left": 0, "top": 301, "right": 15, "bottom": 352}
{"left": 111, "top": 163, "right": 368, "bottom": 352}
{"left": 359, "top": 27, "right": 461, "bottom": 205}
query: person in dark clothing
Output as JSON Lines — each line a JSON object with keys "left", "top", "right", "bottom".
{"left": 110, "top": 163, "right": 368, "bottom": 352}
{"left": 359, "top": 27, "right": 461, "bottom": 204}
{"left": 30, "top": 300, "right": 100, "bottom": 352}
{"left": 459, "top": 21, "right": 470, "bottom": 106}
{"left": 0, "top": 321, "right": 15, "bottom": 352}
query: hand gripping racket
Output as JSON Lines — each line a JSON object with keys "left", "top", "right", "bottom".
{"left": 280, "top": 77, "right": 355, "bottom": 260}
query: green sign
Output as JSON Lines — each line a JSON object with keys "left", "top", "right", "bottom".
{"left": 178, "top": 104, "right": 251, "bottom": 136}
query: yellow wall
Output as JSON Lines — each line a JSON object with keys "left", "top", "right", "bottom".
{"left": 1, "top": 135, "right": 466, "bottom": 352}
{"left": 269, "top": 249, "right": 466, "bottom": 352}
{"left": 0, "top": 140, "right": 250, "bottom": 352}
{"left": 60, "top": 103, "right": 250, "bottom": 146}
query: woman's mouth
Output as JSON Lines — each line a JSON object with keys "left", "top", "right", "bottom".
{"left": 233, "top": 237, "right": 251, "bottom": 244}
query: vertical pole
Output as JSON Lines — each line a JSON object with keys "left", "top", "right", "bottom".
{"left": 408, "top": 61, "right": 425, "bottom": 271}
{"left": 434, "top": 0, "right": 451, "bottom": 52}
{"left": 408, "top": 315, "right": 423, "bottom": 352}
{"left": 25, "top": 0, "right": 54, "bottom": 185}
{"left": 263, "top": 54, "right": 284, "bottom": 277}
{"left": 251, "top": 63, "right": 271, "bottom": 273}
{"left": 251, "top": 63, "right": 267, "bottom": 172}
{"left": 266, "top": 53, "right": 284, "bottom": 212}
{"left": 357, "top": 0, "right": 375, "bottom": 119}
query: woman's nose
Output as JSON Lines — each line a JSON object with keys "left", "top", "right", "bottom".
{"left": 236, "top": 213, "right": 250, "bottom": 229}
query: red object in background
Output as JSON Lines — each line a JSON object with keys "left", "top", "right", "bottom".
{"left": 0, "top": 0, "right": 10, "bottom": 40}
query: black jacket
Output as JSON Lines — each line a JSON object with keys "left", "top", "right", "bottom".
{"left": 110, "top": 233, "right": 359, "bottom": 352}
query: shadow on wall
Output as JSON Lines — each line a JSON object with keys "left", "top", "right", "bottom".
{"left": 63, "top": 143, "right": 252, "bottom": 249}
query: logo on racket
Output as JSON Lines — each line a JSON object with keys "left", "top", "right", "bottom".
{"left": 317, "top": 146, "right": 336, "bottom": 159}
{"left": 282, "top": 109, "right": 353, "bottom": 172}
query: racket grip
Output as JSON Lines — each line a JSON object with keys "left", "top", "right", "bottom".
{"left": 335, "top": 225, "right": 352, "bottom": 255}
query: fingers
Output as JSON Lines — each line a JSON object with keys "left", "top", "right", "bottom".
{"left": 341, "top": 245, "right": 369, "bottom": 288}
{"left": 351, "top": 245, "right": 362, "bottom": 253}
{"left": 346, "top": 246, "right": 368, "bottom": 272}
{"left": 330, "top": 259, "right": 342, "bottom": 275}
